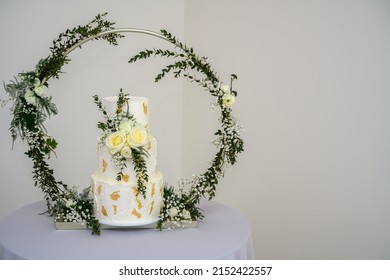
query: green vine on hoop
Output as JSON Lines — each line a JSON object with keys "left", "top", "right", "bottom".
{"left": 1, "top": 13, "right": 244, "bottom": 235}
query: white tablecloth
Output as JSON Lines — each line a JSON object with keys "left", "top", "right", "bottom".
{"left": 0, "top": 200, "right": 254, "bottom": 260}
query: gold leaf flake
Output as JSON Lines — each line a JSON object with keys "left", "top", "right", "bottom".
{"left": 131, "top": 186, "right": 139, "bottom": 196}
{"left": 102, "top": 160, "right": 107, "bottom": 173}
{"left": 122, "top": 174, "right": 130, "bottom": 183}
{"left": 143, "top": 101, "right": 148, "bottom": 115}
{"left": 131, "top": 209, "right": 142, "bottom": 219}
{"left": 149, "top": 201, "right": 154, "bottom": 215}
{"left": 110, "top": 191, "right": 120, "bottom": 201}
{"left": 113, "top": 205, "right": 117, "bottom": 215}
{"left": 151, "top": 184, "right": 155, "bottom": 197}
{"left": 116, "top": 104, "right": 125, "bottom": 114}
{"left": 98, "top": 185, "right": 102, "bottom": 195}
{"left": 101, "top": 206, "right": 108, "bottom": 216}
{"left": 136, "top": 197, "right": 143, "bottom": 210}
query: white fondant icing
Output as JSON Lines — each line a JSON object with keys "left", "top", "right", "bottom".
{"left": 91, "top": 171, "right": 163, "bottom": 226}
{"left": 103, "top": 96, "right": 149, "bottom": 127}
{"left": 91, "top": 95, "right": 164, "bottom": 226}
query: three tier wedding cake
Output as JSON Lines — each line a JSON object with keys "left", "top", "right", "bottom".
{"left": 91, "top": 96, "right": 163, "bottom": 226}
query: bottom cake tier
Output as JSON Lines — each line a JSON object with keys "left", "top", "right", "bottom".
{"left": 91, "top": 171, "right": 164, "bottom": 226}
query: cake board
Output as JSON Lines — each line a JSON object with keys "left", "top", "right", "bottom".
{"left": 55, "top": 220, "right": 197, "bottom": 230}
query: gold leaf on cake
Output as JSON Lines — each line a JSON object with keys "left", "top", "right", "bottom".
{"left": 149, "top": 201, "right": 154, "bottom": 215}
{"left": 102, "top": 160, "right": 107, "bottom": 173}
{"left": 147, "top": 142, "right": 152, "bottom": 151}
{"left": 113, "top": 205, "right": 117, "bottom": 215}
{"left": 101, "top": 206, "right": 108, "bottom": 216}
{"left": 151, "top": 183, "right": 155, "bottom": 197}
{"left": 143, "top": 101, "right": 148, "bottom": 115}
{"left": 136, "top": 197, "right": 143, "bottom": 210}
{"left": 116, "top": 104, "right": 125, "bottom": 114}
{"left": 110, "top": 191, "right": 120, "bottom": 201}
{"left": 131, "top": 209, "right": 142, "bottom": 219}
{"left": 98, "top": 185, "right": 102, "bottom": 195}
{"left": 122, "top": 174, "right": 130, "bottom": 183}
{"left": 131, "top": 186, "right": 139, "bottom": 196}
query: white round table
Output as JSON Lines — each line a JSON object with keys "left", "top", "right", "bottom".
{"left": 0, "top": 200, "right": 255, "bottom": 260}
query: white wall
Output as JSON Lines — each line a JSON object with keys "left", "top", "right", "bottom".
{"left": 2, "top": 0, "right": 390, "bottom": 260}
{"left": 183, "top": 0, "right": 390, "bottom": 259}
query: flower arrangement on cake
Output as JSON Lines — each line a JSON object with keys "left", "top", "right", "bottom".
{"left": 1, "top": 13, "right": 244, "bottom": 235}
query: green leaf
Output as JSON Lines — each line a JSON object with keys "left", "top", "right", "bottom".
{"left": 46, "top": 137, "right": 58, "bottom": 150}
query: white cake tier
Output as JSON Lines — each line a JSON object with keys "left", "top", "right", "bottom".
{"left": 103, "top": 96, "right": 149, "bottom": 127}
{"left": 97, "top": 137, "right": 157, "bottom": 181}
{"left": 91, "top": 171, "right": 164, "bottom": 226}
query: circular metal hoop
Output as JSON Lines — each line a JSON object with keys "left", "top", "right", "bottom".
{"left": 3, "top": 19, "right": 243, "bottom": 234}
{"left": 64, "top": 28, "right": 169, "bottom": 56}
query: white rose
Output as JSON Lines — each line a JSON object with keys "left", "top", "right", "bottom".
{"left": 221, "top": 84, "right": 230, "bottom": 94}
{"left": 222, "top": 93, "right": 236, "bottom": 108}
{"left": 181, "top": 209, "right": 191, "bottom": 220}
{"left": 169, "top": 207, "right": 178, "bottom": 218}
{"left": 127, "top": 125, "right": 149, "bottom": 148}
{"left": 34, "top": 85, "right": 44, "bottom": 97}
{"left": 33, "top": 78, "right": 41, "bottom": 88}
{"left": 65, "top": 199, "right": 76, "bottom": 208}
{"left": 106, "top": 131, "right": 126, "bottom": 154}
{"left": 120, "top": 145, "right": 132, "bottom": 159}
{"left": 24, "top": 90, "right": 37, "bottom": 105}
{"left": 119, "top": 121, "right": 132, "bottom": 134}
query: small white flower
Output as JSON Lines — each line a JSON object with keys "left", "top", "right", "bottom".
{"left": 222, "top": 93, "right": 236, "bottom": 108}
{"left": 221, "top": 84, "right": 230, "bottom": 94}
{"left": 120, "top": 145, "right": 132, "bottom": 158}
{"left": 24, "top": 90, "right": 37, "bottom": 105}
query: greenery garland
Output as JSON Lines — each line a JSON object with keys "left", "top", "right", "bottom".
{"left": 2, "top": 14, "right": 244, "bottom": 234}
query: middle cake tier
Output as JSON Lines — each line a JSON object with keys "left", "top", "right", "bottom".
{"left": 97, "top": 137, "right": 158, "bottom": 181}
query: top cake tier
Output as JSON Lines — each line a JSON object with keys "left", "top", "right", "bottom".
{"left": 103, "top": 96, "right": 149, "bottom": 127}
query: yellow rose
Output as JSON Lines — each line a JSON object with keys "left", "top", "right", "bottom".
{"left": 106, "top": 131, "right": 126, "bottom": 154}
{"left": 127, "top": 125, "right": 148, "bottom": 148}
{"left": 222, "top": 93, "right": 236, "bottom": 108}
